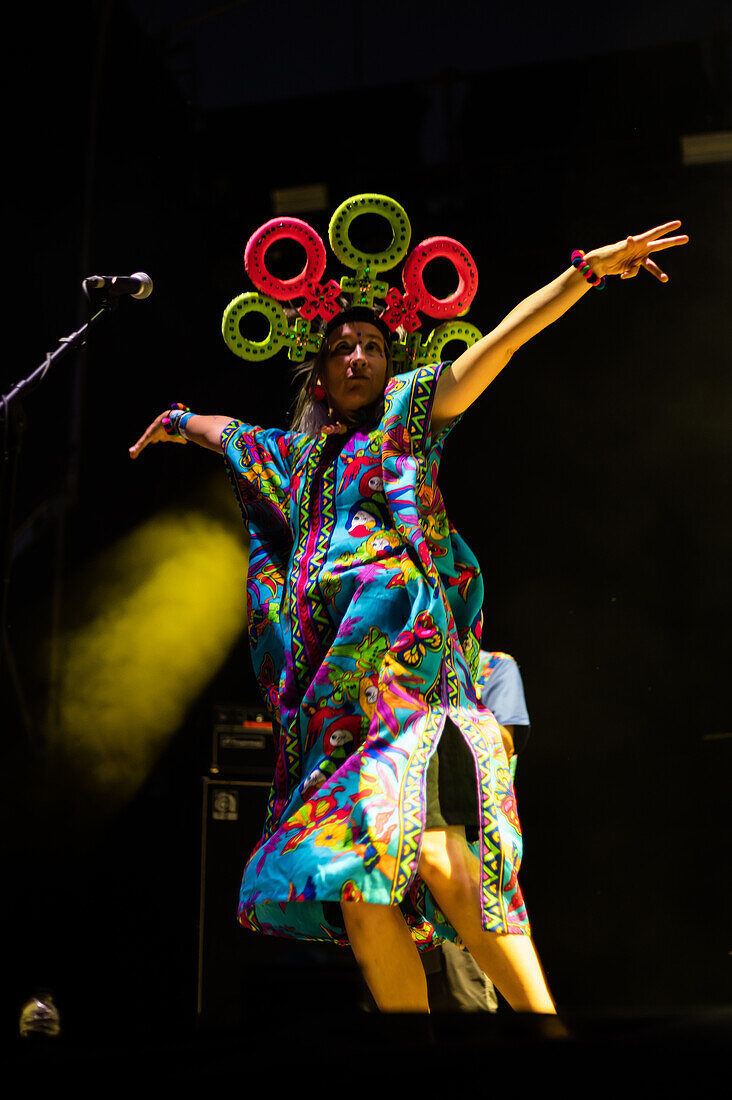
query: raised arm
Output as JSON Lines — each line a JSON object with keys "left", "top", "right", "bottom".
{"left": 431, "top": 221, "right": 688, "bottom": 431}
{"left": 129, "top": 411, "right": 234, "bottom": 458}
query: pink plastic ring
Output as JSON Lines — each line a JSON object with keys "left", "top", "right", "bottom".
{"left": 402, "top": 236, "right": 478, "bottom": 319}
{"left": 244, "top": 218, "right": 327, "bottom": 300}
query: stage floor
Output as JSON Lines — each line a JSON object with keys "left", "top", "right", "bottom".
{"left": 6, "top": 1006, "right": 730, "bottom": 1084}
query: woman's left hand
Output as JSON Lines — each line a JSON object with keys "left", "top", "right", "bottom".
{"left": 585, "top": 220, "right": 688, "bottom": 283}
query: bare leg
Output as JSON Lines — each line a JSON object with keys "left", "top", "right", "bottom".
{"left": 341, "top": 900, "right": 430, "bottom": 1012}
{"left": 418, "top": 826, "right": 557, "bottom": 1014}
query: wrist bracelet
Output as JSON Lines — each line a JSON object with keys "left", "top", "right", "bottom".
{"left": 178, "top": 412, "right": 193, "bottom": 440}
{"left": 162, "top": 402, "right": 191, "bottom": 437}
{"left": 571, "top": 250, "right": 605, "bottom": 290}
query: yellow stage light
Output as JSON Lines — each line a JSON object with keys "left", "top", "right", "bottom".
{"left": 52, "top": 504, "right": 249, "bottom": 808}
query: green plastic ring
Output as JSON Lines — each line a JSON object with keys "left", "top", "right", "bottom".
{"left": 222, "top": 292, "right": 289, "bottom": 361}
{"left": 329, "top": 193, "right": 411, "bottom": 273}
{"left": 420, "top": 321, "right": 483, "bottom": 365}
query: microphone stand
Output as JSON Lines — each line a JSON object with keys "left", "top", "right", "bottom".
{"left": 1, "top": 286, "right": 128, "bottom": 751}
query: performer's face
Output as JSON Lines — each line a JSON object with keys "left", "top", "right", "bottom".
{"left": 323, "top": 322, "right": 389, "bottom": 420}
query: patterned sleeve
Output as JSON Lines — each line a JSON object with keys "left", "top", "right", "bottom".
{"left": 222, "top": 421, "right": 307, "bottom": 718}
{"left": 382, "top": 362, "right": 460, "bottom": 462}
{"left": 222, "top": 420, "right": 298, "bottom": 527}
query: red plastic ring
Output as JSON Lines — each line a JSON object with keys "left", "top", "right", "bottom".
{"left": 244, "top": 218, "right": 327, "bottom": 301}
{"left": 402, "top": 236, "right": 478, "bottom": 318}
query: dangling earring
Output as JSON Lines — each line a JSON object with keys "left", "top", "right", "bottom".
{"left": 312, "top": 381, "right": 326, "bottom": 401}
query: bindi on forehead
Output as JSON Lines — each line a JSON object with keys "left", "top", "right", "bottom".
{"left": 328, "top": 326, "right": 385, "bottom": 357}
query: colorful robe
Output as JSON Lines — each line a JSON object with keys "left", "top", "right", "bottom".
{"left": 223, "top": 363, "right": 529, "bottom": 949}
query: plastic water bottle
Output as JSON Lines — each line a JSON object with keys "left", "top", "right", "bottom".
{"left": 19, "top": 994, "right": 61, "bottom": 1039}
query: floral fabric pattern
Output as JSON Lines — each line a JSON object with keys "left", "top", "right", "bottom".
{"left": 223, "top": 363, "right": 529, "bottom": 948}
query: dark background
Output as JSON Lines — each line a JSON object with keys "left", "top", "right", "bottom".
{"left": 3, "top": 0, "right": 730, "bottom": 1037}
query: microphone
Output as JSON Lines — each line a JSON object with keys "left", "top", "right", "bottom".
{"left": 83, "top": 272, "right": 153, "bottom": 300}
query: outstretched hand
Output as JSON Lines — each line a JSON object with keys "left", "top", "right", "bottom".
{"left": 129, "top": 412, "right": 186, "bottom": 459}
{"left": 586, "top": 221, "right": 688, "bottom": 283}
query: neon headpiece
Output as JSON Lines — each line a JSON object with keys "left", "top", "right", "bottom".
{"left": 221, "top": 192, "right": 483, "bottom": 370}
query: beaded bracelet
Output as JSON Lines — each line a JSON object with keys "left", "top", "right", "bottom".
{"left": 571, "top": 250, "right": 605, "bottom": 290}
{"left": 162, "top": 402, "right": 191, "bottom": 437}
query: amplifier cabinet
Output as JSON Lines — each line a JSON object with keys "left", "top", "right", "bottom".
{"left": 197, "top": 777, "right": 360, "bottom": 1030}
{"left": 210, "top": 704, "right": 277, "bottom": 777}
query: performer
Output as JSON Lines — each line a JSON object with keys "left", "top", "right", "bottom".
{"left": 130, "top": 200, "right": 686, "bottom": 1015}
